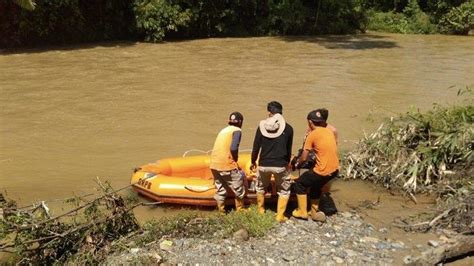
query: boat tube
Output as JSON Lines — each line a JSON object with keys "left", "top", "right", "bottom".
{"left": 131, "top": 153, "right": 281, "bottom": 206}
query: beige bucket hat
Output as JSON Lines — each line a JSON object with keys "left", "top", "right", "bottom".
{"left": 259, "top": 113, "right": 286, "bottom": 138}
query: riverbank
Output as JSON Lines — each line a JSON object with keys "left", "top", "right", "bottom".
{"left": 108, "top": 179, "right": 444, "bottom": 265}
{"left": 2, "top": 177, "right": 470, "bottom": 265}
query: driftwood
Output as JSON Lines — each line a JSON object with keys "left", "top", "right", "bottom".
{"left": 404, "top": 235, "right": 474, "bottom": 265}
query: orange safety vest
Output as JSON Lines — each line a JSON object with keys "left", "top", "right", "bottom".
{"left": 304, "top": 127, "right": 339, "bottom": 176}
{"left": 210, "top": 125, "right": 241, "bottom": 171}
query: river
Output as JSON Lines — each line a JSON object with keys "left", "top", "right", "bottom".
{"left": 0, "top": 33, "right": 473, "bottom": 208}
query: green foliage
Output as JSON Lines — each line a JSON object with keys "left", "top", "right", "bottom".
{"left": 220, "top": 205, "right": 277, "bottom": 237}
{"left": 134, "top": 0, "right": 191, "bottom": 42}
{"left": 438, "top": 1, "right": 474, "bottom": 34}
{"left": 0, "top": 0, "right": 137, "bottom": 48}
{"left": 137, "top": 205, "right": 277, "bottom": 245}
{"left": 13, "top": 0, "right": 36, "bottom": 10}
{"left": 367, "top": 0, "right": 437, "bottom": 34}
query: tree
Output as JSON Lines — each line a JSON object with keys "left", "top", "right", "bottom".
{"left": 13, "top": 0, "right": 36, "bottom": 10}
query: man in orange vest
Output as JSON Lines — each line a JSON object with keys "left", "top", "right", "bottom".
{"left": 210, "top": 112, "right": 245, "bottom": 213}
{"left": 292, "top": 109, "right": 339, "bottom": 222}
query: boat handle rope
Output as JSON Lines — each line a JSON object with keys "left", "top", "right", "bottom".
{"left": 184, "top": 185, "right": 214, "bottom": 193}
{"left": 182, "top": 149, "right": 211, "bottom": 157}
{"left": 182, "top": 148, "right": 253, "bottom": 157}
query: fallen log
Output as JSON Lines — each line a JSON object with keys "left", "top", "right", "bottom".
{"left": 404, "top": 235, "right": 474, "bottom": 265}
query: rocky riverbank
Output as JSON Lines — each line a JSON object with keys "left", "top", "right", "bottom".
{"left": 107, "top": 211, "right": 423, "bottom": 265}
{"left": 105, "top": 178, "right": 473, "bottom": 265}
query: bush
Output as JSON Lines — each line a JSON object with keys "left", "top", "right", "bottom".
{"left": 133, "top": 0, "right": 191, "bottom": 42}
{"left": 0, "top": 0, "right": 137, "bottom": 48}
{"left": 403, "top": 0, "right": 438, "bottom": 33}
{"left": 344, "top": 87, "right": 473, "bottom": 196}
{"left": 438, "top": 1, "right": 474, "bottom": 35}
{"left": 367, "top": 10, "right": 411, "bottom": 33}
{"left": 367, "top": 0, "right": 437, "bottom": 34}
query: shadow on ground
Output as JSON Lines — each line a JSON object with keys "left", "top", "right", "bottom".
{"left": 279, "top": 34, "right": 399, "bottom": 50}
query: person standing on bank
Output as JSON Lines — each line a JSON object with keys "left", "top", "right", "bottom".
{"left": 292, "top": 109, "right": 339, "bottom": 222}
{"left": 251, "top": 101, "right": 293, "bottom": 222}
{"left": 210, "top": 112, "right": 246, "bottom": 213}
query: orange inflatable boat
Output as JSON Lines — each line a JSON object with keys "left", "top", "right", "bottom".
{"left": 131, "top": 153, "right": 280, "bottom": 206}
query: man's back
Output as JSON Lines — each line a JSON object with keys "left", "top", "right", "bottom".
{"left": 252, "top": 123, "right": 293, "bottom": 167}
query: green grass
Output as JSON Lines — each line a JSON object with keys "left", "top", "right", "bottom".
{"left": 135, "top": 205, "right": 277, "bottom": 246}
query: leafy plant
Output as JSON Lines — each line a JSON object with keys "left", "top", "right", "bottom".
{"left": 133, "top": 0, "right": 191, "bottom": 42}
{"left": 367, "top": 0, "right": 437, "bottom": 34}
{"left": 438, "top": 1, "right": 474, "bottom": 35}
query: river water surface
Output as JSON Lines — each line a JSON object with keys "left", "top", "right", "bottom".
{"left": 1, "top": 33, "right": 473, "bottom": 208}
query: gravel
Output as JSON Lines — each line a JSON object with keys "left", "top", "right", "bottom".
{"left": 116, "top": 211, "right": 406, "bottom": 264}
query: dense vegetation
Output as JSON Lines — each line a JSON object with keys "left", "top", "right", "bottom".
{"left": 343, "top": 87, "right": 473, "bottom": 233}
{"left": 0, "top": 0, "right": 137, "bottom": 48}
{"left": 366, "top": 0, "right": 474, "bottom": 34}
{"left": 1, "top": 0, "right": 472, "bottom": 48}
{"left": 0, "top": 186, "right": 276, "bottom": 264}
{"left": 344, "top": 87, "right": 473, "bottom": 197}
{"left": 0, "top": 0, "right": 366, "bottom": 47}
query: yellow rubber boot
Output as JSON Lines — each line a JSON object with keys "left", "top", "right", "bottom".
{"left": 292, "top": 194, "right": 308, "bottom": 219}
{"left": 235, "top": 197, "right": 245, "bottom": 212}
{"left": 276, "top": 196, "right": 289, "bottom": 223}
{"left": 310, "top": 199, "right": 326, "bottom": 222}
{"left": 257, "top": 193, "right": 265, "bottom": 214}
{"left": 217, "top": 201, "right": 225, "bottom": 214}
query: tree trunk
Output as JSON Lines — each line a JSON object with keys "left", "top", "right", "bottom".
{"left": 404, "top": 235, "right": 474, "bottom": 265}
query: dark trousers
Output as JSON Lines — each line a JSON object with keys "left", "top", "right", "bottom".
{"left": 294, "top": 170, "right": 338, "bottom": 199}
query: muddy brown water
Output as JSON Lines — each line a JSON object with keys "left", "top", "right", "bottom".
{"left": 1, "top": 33, "right": 473, "bottom": 215}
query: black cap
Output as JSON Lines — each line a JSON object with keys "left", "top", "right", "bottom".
{"left": 267, "top": 101, "right": 283, "bottom": 114}
{"left": 320, "top": 108, "right": 329, "bottom": 120}
{"left": 307, "top": 109, "right": 326, "bottom": 123}
{"left": 229, "top": 112, "right": 244, "bottom": 124}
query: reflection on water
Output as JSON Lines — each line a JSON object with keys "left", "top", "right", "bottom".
{"left": 0, "top": 33, "right": 473, "bottom": 209}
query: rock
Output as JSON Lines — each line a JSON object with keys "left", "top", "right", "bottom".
{"left": 266, "top": 236, "right": 277, "bottom": 245}
{"left": 375, "top": 242, "right": 389, "bottom": 250}
{"left": 351, "top": 220, "right": 363, "bottom": 227}
{"left": 282, "top": 254, "right": 296, "bottom": 262}
{"left": 234, "top": 228, "right": 249, "bottom": 241}
{"left": 335, "top": 251, "right": 347, "bottom": 259}
{"left": 403, "top": 255, "right": 414, "bottom": 264}
{"left": 174, "top": 239, "right": 184, "bottom": 248}
{"left": 130, "top": 248, "right": 140, "bottom": 254}
{"left": 149, "top": 252, "right": 162, "bottom": 263}
{"left": 361, "top": 236, "right": 379, "bottom": 243}
{"left": 334, "top": 256, "right": 344, "bottom": 264}
{"left": 266, "top": 257, "right": 275, "bottom": 263}
{"left": 428, "top": 240, "right": 439, "bottom": 247}
{"left": 345, "top": 249, "right": 358, "bottom": 257}
{"left": 160, "top": 240, "right": 173, "bottom": 251}
{"left": 277, "top": 227, "right": 288, "bottom": 237}
{"left": 341, "top": 212, "right": 352, "bottom": 219}
{"left": 378, "top": 227, "right": 388, "bottom": 234}
{"left": 390, "top": 242, "right": 405, "bottom": 249}
{"left": 320, "top": 249, "right": 332, "bottom": 256}
{"left": 329, "top": 240, "right": 340, "bottom": 247}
